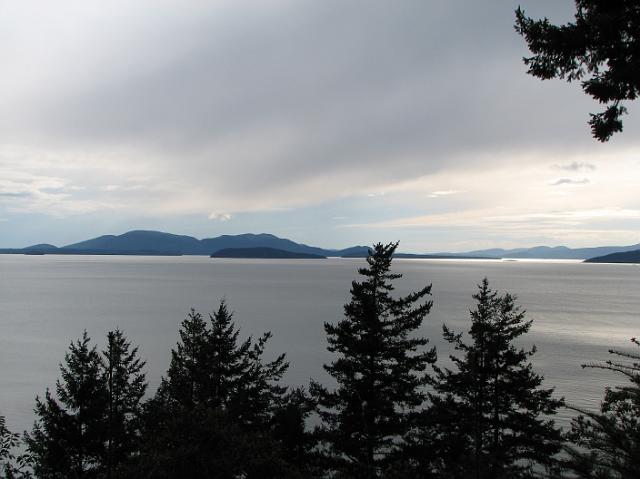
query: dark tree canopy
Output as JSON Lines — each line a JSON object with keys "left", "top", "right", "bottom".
{"left": 26, "top": 331, "right": 109, "bottom": 479}
{"left": 159, "top": 301, "right": 288, "bottom": 427}
{"left": 135, "top": 301, "right": 293, "bottom": 478}
{"left": 564, "top": 338, "right": 640, "bottom": 478}
{"left": 515, "top": 1, "right": 640, "bottom": 141}
{"left": 425, "top": 279, "right": 563, "bottom": 478}
{"left": 311, "top": 242, "right": 436, "bottom": 478}
{"left": 23, "top": 330, "right": 147, "bottom": 479}
{"left": 102, "top": 330, "right": 147, "bottom": 478}
{"left": 0, "top": 415, "right": 20, "bottom": 477}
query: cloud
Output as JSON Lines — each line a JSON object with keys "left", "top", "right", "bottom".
{"left": 553, "top": 161, "right": 596, "bottom": 172}
{"left": 208, "top": 213, "right": 232, "bottom": 221}
{"left": 347, "top": 207, "right": 640, "bottom": 231}
{"left": 0, "top": 192, "right": 33, "bottom": 198}
{"left": 1, "top": 1, "right": 640, "bottom": 249}
{"left": 1, "top": 1, "right": 628, "bottom": 220}
{"left": 429, "top": 190, "right": 461, "bottom": 198}
{"left": 549, "top": 178, "right": 590, "bottom": 186}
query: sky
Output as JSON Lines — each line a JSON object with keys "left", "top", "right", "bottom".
{"left": 1, "top": 0, "right": 639, "bottom": 252}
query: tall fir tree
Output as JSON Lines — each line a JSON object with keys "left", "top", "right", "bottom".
{"left": 102, "top": 329, "right": 147, "bottom": 478}
{"left": 162, "top": 308, "right": 211, "bottom": 410}
{"left": 206, "top": 301, "right": 252, "bottom": 411}
{"left": 426, "top": 279, "right": 563, "bottom": 479}
{"left": 26, "top": 331, "right": 108, "bottom": 479}
{"left": 160, "top": 301, "right": 288, "bottom": 426}
{"left": 134, "top": 301, "right": 292, "bottom": 478}
{"left": 24, "top": 330, "right": 146, "bottom": 479}
{"left": 311, "top": 242, "right": 436, "bottom": 478}
{"left": 563, "top": 338, "right": 640, "bottom": 478}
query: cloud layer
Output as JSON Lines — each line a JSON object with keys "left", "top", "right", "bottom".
{"left": 1, "top": 1, "right": 639, "bottom": 248}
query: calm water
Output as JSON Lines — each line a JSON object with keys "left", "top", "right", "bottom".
{"left": 1, "top": 255, "right": 639, "bottom": 434}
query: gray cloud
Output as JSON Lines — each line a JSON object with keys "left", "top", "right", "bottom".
{"left": 549, "top": 178, "right": 590, "bottom": 186}
{"left": 554, "top": 161, "right": 596, "bottom": 172}
{"left": 0, "top": 0, "right": 636, "bottom": 219}
{"left": 0, "top": 192, "right": 32, "bottom": 198}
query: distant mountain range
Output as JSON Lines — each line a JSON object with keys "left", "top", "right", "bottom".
{"left": 438, "top": 244, "right": 640, "bottom": 260}
{"left": 0, "top": 230, "right": 638, "bottom": 262}
{"left": 0, "top": 230, "right": 369, "bottom": 257}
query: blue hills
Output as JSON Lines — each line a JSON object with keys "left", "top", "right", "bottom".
{"left": 584, "top": 250, "right": 640, "bottom": 264}
{"left": 1, "top": 230, "right": 639, "bottom": 261}
{"left": 457, "top": 244, "right": 640, "bottom": 260}
{"left": 1, "top": 230, "right": 370, "bottom": 257}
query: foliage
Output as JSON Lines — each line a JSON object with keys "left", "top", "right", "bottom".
{"left": 271, "top": 388, "right": 319, "bottom": 474}
{"left": 160, "top": 301, "right": 288, "bottom": 425}
{"left": 425, "top": 279, "right": 563, "bottom": 478}
{"left": 515, "top": 1, "right": 640, "bottom": 141}
{"left": 131, "top": 403, "right": 296, "bottom": 479}
{"left": 563, "top": 338, "right": 640, "bottom": 478}
{"left": 102, "top": 330, "right": 147, "bottom": 477}
{"left": 311, "top": 242, "right": 436, "bottom": 478}
{"left": 25, "top": 331, "right": 108, "bottom": 478}
{"left": 24, "top": 330, "right": 146, "bottom": 479}
{"left": 0, "top": 415, "right": 18, "bottom": 464}
{"left": 1, "top": 414, "right": 27, "bottom": 478}
{"left": 133, "top": 301, "right": 294, "bottom": 477}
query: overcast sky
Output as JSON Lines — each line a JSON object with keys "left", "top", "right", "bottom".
{"left": 1, "top": 0, "right": 639, "bottom": 251}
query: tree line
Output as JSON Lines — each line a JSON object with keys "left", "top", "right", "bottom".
{"left": 1, "top": 243, "right": 638, "bottom": 478}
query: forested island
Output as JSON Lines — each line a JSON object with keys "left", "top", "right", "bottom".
{"left": 211, "top": 247, "right": 326, "bottom": 259}
{"left": 584, "top": 250, "right": 640, "bottom": 264}
{"left": 1, "top": 243, "right": 638, "bottom": 478}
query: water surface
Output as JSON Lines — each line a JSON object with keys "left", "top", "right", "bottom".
{"left": 1, "top": 255, "right": 639, "bottom": 433}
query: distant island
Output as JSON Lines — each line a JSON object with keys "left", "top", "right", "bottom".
{"left": 342, "top": 252, "right": 497, "bottom": 260}
{"left": 0, "top": 230, "right": 368, "bottom": 258}
{"left": 1, "top": 229, "right": 639, "bottom": 261}
{"left": 446, "top": 244, "right": 640, "bottom": 260}
{"left": 584, "top": 249, "right": 640, "bottom": 264}
{"left": 211, "top": 247, "right": 326, "bottom": 259}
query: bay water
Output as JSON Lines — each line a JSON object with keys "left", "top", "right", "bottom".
{"left": 1, "top": 255, "right": 639, "bottom": 434}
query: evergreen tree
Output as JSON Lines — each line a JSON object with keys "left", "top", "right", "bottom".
{"left": 162, "top": 308, "right": 211, "bottom": 410}
{"left": 134, "top": 301, "right": 292, "bottom": 478}
{"left": 206, "top": 301, "right": 252, "bottom": 411}
{"left": 563, "top": 337, "right": 640, "bottom": 478}
{"left": 160, "top": 301, "right": 288, "bottom": 426}
{"left": 271, "top": 388, "right": 318, "bottom": 475}
{"left": 426, "top": 279, "right": 563, "bottom": 479}
{"left": 0, "top": 415, "right": 19, "bottom": 477}
{"left": 102, "top": 329, "right": 146, "bottom": 478}
{"left": 26, "top": 331, "right": 108, "bottom": 479}
{"left": 311, "top": 242, "right": 436, "bottom": 478}
{"left": 228, "top": 329, "right": 288, "bottom": 429}
{"left": 515, "top": 1, "right": 640, "bottom": 141}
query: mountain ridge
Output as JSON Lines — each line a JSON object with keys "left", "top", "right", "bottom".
{"left": 436, "top": 243, "right": 640, "bottom": 260}
{"left": 4, "top": 230, "right": 369, "bottom": 257}
{"left": 1, "top": 230, "right": 638, "bottom": 260}
{"left": 584, "top": 249, "right": 640, "bottom": 264}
